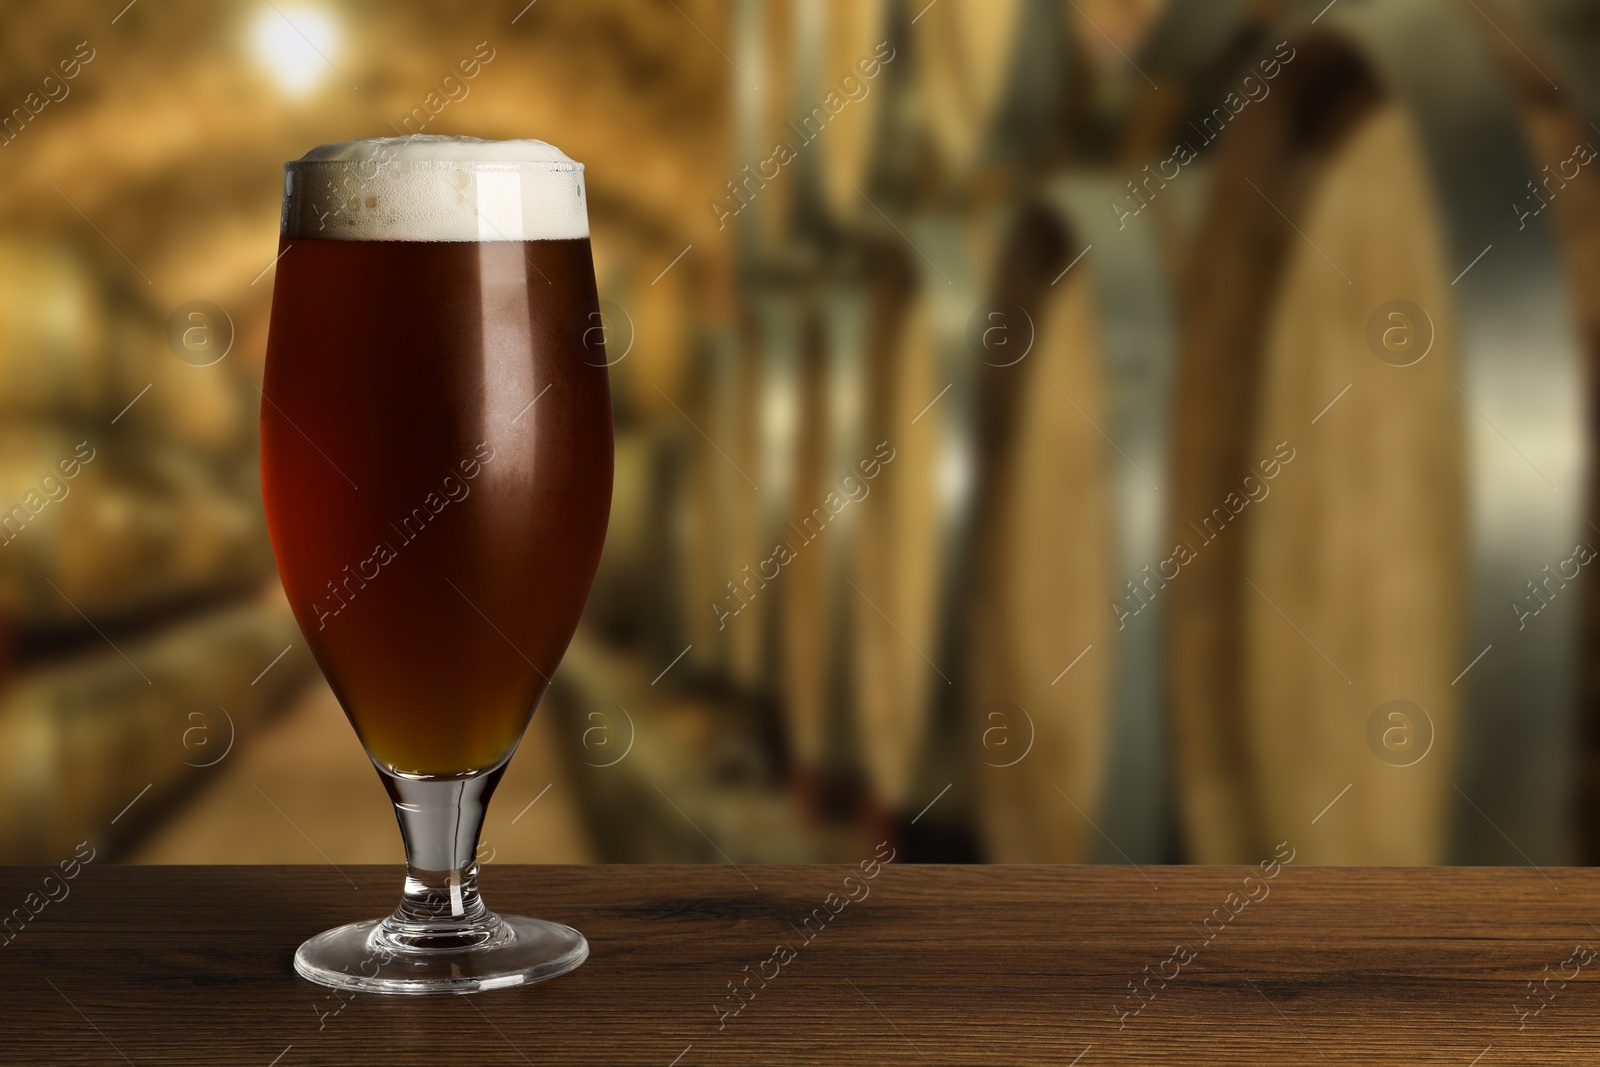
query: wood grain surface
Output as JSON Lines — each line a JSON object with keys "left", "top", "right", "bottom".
{"left": 2, "top": 863, "right": 1599, "bottom": 1064}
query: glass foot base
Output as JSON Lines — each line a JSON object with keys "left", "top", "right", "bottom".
{"left": 294, "top": 913, "right": 589, "bottom": 995}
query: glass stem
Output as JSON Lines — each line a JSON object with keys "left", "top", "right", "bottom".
{"left": 375, "top": 762, "right": 506, "bottom": 950}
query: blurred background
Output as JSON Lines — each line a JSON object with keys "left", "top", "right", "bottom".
{"left": 2, "top": 0, "right": 1599, "bottom": 869}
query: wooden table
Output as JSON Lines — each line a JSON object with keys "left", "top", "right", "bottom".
{"left": 2, "top": 863, "right": 1597, "bottom": 1064}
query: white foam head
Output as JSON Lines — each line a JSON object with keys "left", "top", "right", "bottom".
{"left": 281, "top": 136, "right": 589, "bottom": 242}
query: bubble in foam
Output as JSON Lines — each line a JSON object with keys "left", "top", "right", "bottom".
{"left": 281, "top": 136, "right": 589, "bottom": 243}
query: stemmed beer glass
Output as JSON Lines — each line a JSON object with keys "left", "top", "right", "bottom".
{"left": 260, "top": 136, "right": 613, "bottom": 993}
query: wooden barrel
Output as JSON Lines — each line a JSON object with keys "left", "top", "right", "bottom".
{"left": 694, "top": 279, "right": 817, "bottom": 696}
{"left": 779, "top": 239, "right": 913, "bottom": 810}
{"left": 649, "top": 266, "right": 788, "bottom": 688}
{"left": 729, "top": 0, "right": 787, "bottom": 253}
{"left": 778, "top": 273, "right": 857, "bottom": 803}
{"left": 965, "top": 0, "right": 1286, "bottom": 865}
{"left": 728, "top": 0, "right": 901, "bottom": 231}
{"left": 916, "top": 0, "right": 1033, "bottom": 182}
{"left": 670, "top": 291, "right": 799, "bottom": 697}
{"left": 718, "top": 0, "right": 842, "bottom": 693}
{"left": 1170, "top": 0, "right": 1600, "bottom": 865}
{"left": 731, "top": 0, "right": 864, "bottom": 250}
{"left": 970, "top": 176, "right": 1181, "bottom": 863}
{"left": 673, "top": 329, "right": 741, "bottom": 679}
{"left": 814, "top": 0, "right": 895, "bottom": 223}
{"left": 1509, "top": 2, "right": 1600, "bottom": 865}
{"left": 849, "top": 213, "right": 1012, "bottom": 830}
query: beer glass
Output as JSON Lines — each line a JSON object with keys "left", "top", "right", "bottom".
{"left": 260, "top": 137, "right": 613, "bottom": 993}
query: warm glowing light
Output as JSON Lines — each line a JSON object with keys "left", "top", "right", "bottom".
{"left": 250, "top": 6, "right": 339, "bottom": 96}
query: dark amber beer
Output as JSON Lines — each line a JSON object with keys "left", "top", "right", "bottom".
{"left": 264, "top": 138, "right": 610, "bottom": 993}
{"left": 263, "top": 238, "right": 611, "bottom": 775}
